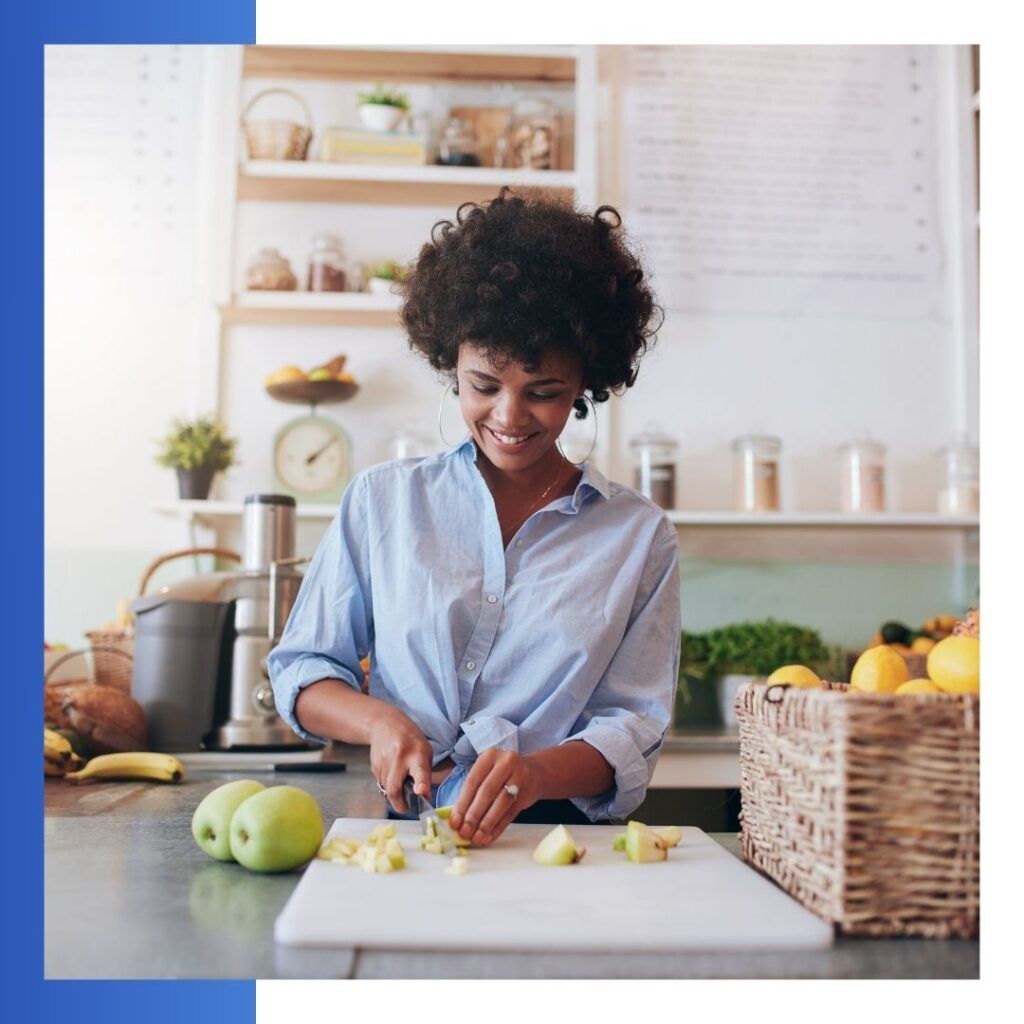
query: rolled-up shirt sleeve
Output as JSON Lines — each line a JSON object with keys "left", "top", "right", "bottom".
{"left": 267, "top": 473, "right": 374, "bottom": 743}
{"left": 561, "top": 519, "right": 680, "bottom": 822}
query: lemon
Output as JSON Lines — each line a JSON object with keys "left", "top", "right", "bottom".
{"left": 895, "top": 678, "right": 942, "bottom": 695}
{"left": 927, "top": 636, "right": 979, "bottom": 695}
{"left": 766, "top": 665, "right": 821, "bottom": 688}
{"left": 911, "top": 636, "right": 936, "bottom": 654}
{"left": 850, "top": 645, "right": 909, "bottom": 693}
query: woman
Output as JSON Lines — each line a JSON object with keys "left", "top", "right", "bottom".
{"left": 268, "top": 189, "right": 680, "bottom": 848}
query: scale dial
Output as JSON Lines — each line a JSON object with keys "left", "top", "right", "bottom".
{"left": 273, "top": 414, "right": 351, "bottom": 503}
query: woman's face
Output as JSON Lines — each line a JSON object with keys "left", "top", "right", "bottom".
{"left": 455, "top": 343, "right": 583, "bottom": 472}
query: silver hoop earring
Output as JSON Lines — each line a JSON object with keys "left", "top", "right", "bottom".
{"left": 437, "top": 381, "right": 469, "bottom": 448}
{"left": 556, "top": 395, "right": 598, "bottom": 466}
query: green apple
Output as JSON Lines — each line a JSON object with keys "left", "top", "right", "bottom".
{"left": 307, "top": 367, "right": 333, "bottom": 381}
{"left": 191, "top": 779, "right": 266, "bottom": 861}
{"left": 229, "top": 785, "right": 324, "bottom": 873}
{"left": 653, "top": 825, "right": 682, "bottom": 848}
{"left": 532, "top": 824, "right": 585, "bottom": 865}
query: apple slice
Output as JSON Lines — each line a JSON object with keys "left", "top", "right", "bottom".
{"left": 532, "top": 824, "right": 585, "bottom": 866}
{"left": 624, "top": 821, "right": 667, "bottom": 863}
{"left": 653, "top": 826, "right": 682, "bottom": 848}
{"left": 612, "top": 833, "right": 627, "bottom": 852}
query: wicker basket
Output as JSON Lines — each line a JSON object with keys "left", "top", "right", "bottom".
{"left": 737, "top": 679, "right": 979, "bottom": 938}
{"left": 81, "top": 547, "right": 240, "bottom": 691}
{"left": 241, "top": 88, "right": 313, "bottom": 161}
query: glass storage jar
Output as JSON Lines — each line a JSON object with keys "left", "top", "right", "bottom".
{"left": 629, "top": 424, "right": 678, "bottom": 510}
{"left": 437, "top": 116, "right": 481, "bottom": 167}
{"left": 307, "top": 234, "right": 347, "bottom": 292}
{"left": 244, "top": 247, "right": 297, "bottom": 291}
{"left": 732, "top": 434, "right": 782, "bottom": 512}
{"left": 937, "top": 439, "right": 979, "bottom": 515}
{"left": 507, "top": 98, "right": 559, "bottom": 170}
{"left": 387, "top": 420, "right": 433, "bottom": 461}
{"left": 840, "top": 439, "right": 886, "bottom": 513}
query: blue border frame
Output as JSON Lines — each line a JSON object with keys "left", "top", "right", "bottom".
{"left": 9, "top": 2, "right": 256, "bottom": 1019}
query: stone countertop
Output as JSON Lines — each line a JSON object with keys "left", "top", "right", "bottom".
{"left": 44, "top": 745, "right": 978, "bottom": 980}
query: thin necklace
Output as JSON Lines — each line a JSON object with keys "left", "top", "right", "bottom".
{"left": 505, "top": 457, "right": 568, "bottom": 536}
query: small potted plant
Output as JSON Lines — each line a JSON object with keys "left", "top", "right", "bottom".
{"left": 356, "top": 85, "right": 410, "bottom": 133}
{"left": 156, "top": 415, "right": 238, "bottom": 500}
{"left": 365, "top": 260, "right": 409, "bottom": 295}
{"left": 701, "top": 619, "right": 830, "bottom": 728}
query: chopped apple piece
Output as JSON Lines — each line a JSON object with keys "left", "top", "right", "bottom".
{"left": 612, "top": 833, "right": 626, "bottom": 852}
{"left": 653, "top": 826, "right": 682, "bottom": 848}
{"left": 385, "top": 836, "right": 406, "bottom": 869}
{"left": 444, "top": 857, "right": 468, "bottom": 876}
{"left": 532, "top": 824, "right": 585, "bottom": 866}
{"left": 624, "top": 821, "right": 667, "bottom": 863}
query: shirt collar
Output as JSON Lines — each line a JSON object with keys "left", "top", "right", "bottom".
{"left": 441, "top": 435, "right": 610, "bottom": 506}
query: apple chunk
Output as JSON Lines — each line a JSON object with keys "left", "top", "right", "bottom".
{"left": 624, "top": 821, "right": 667, "bottom": 863}
{"left": 532, "top": 824, "right": 585, "bottom": 865}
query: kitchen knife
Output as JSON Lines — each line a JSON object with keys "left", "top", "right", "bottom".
{"left": 401, "top": 776, "right": 459, "bottom": 843}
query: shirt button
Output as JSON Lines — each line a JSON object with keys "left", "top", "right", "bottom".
{"left": 487, "top": 594, "right": 498, "bottom": 604}
{"left": 465, "top": 661, "right": 476, "bottom": 670}
{"left": 515, "top": 539, "right": 523, "bottom": 547}
{"left": 467, "top": 719, "right": 476, "bottom": 726}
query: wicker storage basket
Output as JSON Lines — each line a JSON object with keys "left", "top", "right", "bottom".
{"left": 81, "top": 547, "right": 240, "bottom": 691}
{"left": 241, "top": 88, "right": 313, "bottom": 161}
{"left": 737, "top": 679, "right": 979, "bottom": 938}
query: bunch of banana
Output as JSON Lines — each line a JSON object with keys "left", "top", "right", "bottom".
{"left": 44, "top": 727, "right": 84, "bottom": 778}
{"left": 64, "top": 751, "right": 184, "bottom": 784}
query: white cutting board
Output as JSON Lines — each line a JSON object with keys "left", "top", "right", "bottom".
{"left": 275, "top": 819, "right": 833, "bottom": 952}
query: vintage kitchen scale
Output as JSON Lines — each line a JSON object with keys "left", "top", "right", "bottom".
{"left": 267, "top": 357, "right": 360, "bottom": 505}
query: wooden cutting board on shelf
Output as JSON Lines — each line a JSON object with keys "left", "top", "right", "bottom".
{"left": 275, "top": 819, "right": 833, "bottom": 952}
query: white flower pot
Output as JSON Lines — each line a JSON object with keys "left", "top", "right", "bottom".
{"left": 717, "top": 673, "right": 757, "bottom": 729}
{"left": 358, "top": 104, "right": 405, "bottom": 133}
{"left": 368, "top": 277, "right": 399, "bottom": 295}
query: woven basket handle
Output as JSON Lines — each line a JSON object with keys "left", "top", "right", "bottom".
{"left": 44, "top": 645, "right": 132, "bottom": 686}
{"left": 240, "top": 88, "right": 314, "bottom": 130}
{"left": 137, "top": 547, "right": 241, "bottom": 597}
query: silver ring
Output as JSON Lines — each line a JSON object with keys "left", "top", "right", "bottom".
{"left": 376, "top": 781, "right": 387, "bottom": 796}
{"left": 503, "top": 783, "right": 519, "bottom": 799}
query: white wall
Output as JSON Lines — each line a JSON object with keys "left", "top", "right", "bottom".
{"left": 44, "top": 46, "right": 213, "bottom": 642}
{"left": 44, "top": 44, "right": 978, "bottom": 648}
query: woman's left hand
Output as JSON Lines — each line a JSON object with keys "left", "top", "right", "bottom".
{"left": 449, "top": 749, "right": 540, "bottom": 847}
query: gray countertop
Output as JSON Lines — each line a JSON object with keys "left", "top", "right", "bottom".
{"left": 45, "top": 746, "right": 978, "bottom": 979}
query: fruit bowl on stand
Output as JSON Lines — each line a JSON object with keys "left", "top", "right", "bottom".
{"left": 266, "top": 379, "right": 359, "bottom": 406}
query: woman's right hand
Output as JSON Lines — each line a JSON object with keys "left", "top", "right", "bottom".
{"left": 367, "top": 708, "right": 433, "bottom": 814}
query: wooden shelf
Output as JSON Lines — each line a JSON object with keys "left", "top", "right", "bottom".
{"left": 238, "top": 160, "right": 579, "bottom": 205}
{"left": 157, "top": 501, "right": 979, "bottom": 531}
{"left": 155, "top": 500, "right": 338, "bottom": 522}
{"left": 222, "top": 291, "right": 402, "bottom": 327}
{"left": 242, "top": 46, "right": 576, "bottom": 85}
{"left": 664, "top": 511, "right": 979, "bottom": 529}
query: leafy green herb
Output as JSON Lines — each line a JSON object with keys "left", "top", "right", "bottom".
{"left": 155, "top": 415, "right": 238, "bottom": 472}
{"left": 680, "top": 619, "right": 829, "bottom": 679}
{"left": 356, "top": 84, "right": 410, "bottom": 110}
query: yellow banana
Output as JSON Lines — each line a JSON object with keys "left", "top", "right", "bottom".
{"left": 44, "top": 728, "right": 72, "bottom": 761}
{"left": 65, "top": 752, "right": 185, "bottom": 784}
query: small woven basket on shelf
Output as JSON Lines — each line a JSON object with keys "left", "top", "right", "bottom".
{"left": 241, "top": 88, "right": 313, "bottom": 161}
{"left": 81, "top": 547, "right": 240, "bottom": 692}
{"left": 736, "top": 679, "right": 979, "bottom": 938}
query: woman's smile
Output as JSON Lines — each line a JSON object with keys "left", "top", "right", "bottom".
{"left": 484, "top": 425, "right": 540, "bottom": 452}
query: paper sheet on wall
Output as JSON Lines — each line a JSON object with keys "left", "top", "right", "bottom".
{"left": 622, "top": 46, "right": 944, "bottom": 318}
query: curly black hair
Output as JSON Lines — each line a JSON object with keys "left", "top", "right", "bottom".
{"left": 401, "top": 188, "right": 662, "bottom": 419}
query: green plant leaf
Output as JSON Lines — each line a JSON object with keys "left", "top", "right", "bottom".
{"left": 155, "top": 415, "right": 238, "bottom": 472}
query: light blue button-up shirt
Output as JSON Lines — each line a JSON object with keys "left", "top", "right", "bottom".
{"left": 267, "top": 436, "right": 681, "bottom": 821}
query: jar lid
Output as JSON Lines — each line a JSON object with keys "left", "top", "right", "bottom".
{"left": 839, "top": 438, "right": 886, "bottom": 456}
{"left": 730, "top": 433, "right": 781, "bottom": 453}
{"left": 311, "top": 234, "right": 343, "bottom": 252}
{"left": 629, "top": 423, "right": 678, "bottom": 449}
